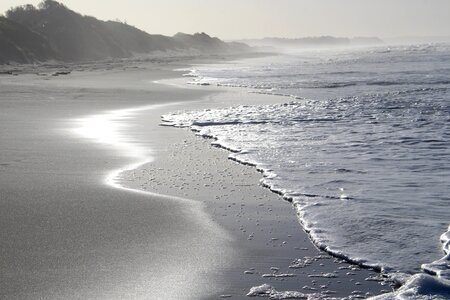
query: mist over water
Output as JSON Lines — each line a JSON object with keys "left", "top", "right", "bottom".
{"left": 164, "top": 44, "right": 450, "bottom": 277}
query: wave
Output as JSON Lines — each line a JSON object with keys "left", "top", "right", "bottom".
{"left": 174, "top": 46, "right": 450, "bottom": 298}
{"left": 161, "top": 99, "right": 450, "bottom": 299}
{"left": 186, "top": 71, "right": 450, "bottom": 92}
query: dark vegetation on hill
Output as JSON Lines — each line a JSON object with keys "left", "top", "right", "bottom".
{"left": 0, "top": 16, "right": 56, "bottom": 63}
{"left": 0, "top": 0, "right": 250, "bottom": 64}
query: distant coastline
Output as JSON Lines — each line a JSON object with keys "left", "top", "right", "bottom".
{"left": 239, "top": 36, "right": 384, "bottom": 51}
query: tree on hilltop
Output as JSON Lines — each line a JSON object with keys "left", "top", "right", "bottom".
{"left": 38, "top": 0, "right": 66, "bottom": 10}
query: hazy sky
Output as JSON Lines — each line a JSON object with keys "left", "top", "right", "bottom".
{"left": 1, "top": 0, "right": 450, "bottom": 39}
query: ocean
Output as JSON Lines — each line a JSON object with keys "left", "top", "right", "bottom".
{"left": 163, "top": 44, "right": 450, "bottom": 296}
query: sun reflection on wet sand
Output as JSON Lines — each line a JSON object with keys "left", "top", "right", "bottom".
{"left": 72, "top": 103, "right": 178, "bottom": 190}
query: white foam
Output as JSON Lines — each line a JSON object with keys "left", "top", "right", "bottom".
{"left": 370, "top": 274, "right": 450, "bottom": 300}
{"left": 161, "top": 100, "right": 450, "bottom": 298}
{"left": 247, "top": 284, "right": 275, "bottom": 297}
{"left": 247, "top": 283, "right": 337, "bottom": 300}
{"left": 421, "top": 225, "right": 450, "bottom": 281}
{"left": 262, "top": 273, "right": 297, "bottom": 278}
{"left": 308, "top": 273, "right": 338, "bottom": 278}
{"left": 163, "top": 46, "right": 450, "bottom": 298}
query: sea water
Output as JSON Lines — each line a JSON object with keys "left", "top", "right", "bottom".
{"left": 163, "top": 44, "right": 450, "bottom": 297}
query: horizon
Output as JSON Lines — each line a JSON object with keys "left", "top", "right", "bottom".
{"left": 1, "top": 0, "right": 450, "bottom": 41}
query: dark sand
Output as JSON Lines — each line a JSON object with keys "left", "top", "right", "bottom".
{"left": 0, "top": 60, "right": 391, "bottom": 299}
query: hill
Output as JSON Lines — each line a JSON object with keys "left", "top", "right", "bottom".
{"left": 0, "top": 0, "right": 250, "bottom": 64}
{"left": 0, "top": 16, "right": 57, "bottom": 64}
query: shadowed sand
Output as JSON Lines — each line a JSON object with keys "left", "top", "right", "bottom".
{"left": 0, "top": 60, "right": 390, "bottom": 299}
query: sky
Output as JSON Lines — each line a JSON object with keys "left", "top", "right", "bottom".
{"left": 1, "top": 0, "right": 450, "bottom": 40}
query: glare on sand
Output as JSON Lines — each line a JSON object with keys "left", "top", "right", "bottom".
{"left": 72, "top": 105, "right": 161, "bottom": 188}
{"left": 70, "top": 103, "right": 231, "bottom": 299}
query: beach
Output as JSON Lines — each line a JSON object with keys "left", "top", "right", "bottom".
{"left": 0, "top": 58, "right": 389, "bottom": 299}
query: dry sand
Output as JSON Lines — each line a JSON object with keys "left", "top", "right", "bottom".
{"left": 0, "top": 59, "right": 392, "bottom": 299}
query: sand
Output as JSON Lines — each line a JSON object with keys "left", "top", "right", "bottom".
{"left": 115, "top": 81, "right": 393, "bottom": 299}
{"left": 0, "top": 59, "right": 392, "bottom": 299}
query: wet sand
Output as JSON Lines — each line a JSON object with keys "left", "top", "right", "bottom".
{"left": 0, "top": 60, "right": 391, "bottom": 299}
{"left": 0, "top": 62, "right": 235, "bottom": 299}
{"left": 116, "top": 82, "right": 392, "bottom": 299}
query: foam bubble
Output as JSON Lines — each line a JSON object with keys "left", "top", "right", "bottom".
{"left": 370, "top": 274, "right": 450, "bottom": 300}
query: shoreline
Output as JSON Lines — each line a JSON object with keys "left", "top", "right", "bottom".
{"left": 113, "top": 73, "right": 392, "bottom": 298}
{"left": 0, "top": 56, "right": 391, "bottom": 299}
{"left": 161, "top": 54, "right": 450, "bottom": 292}
{"left": 156, "top": 56, "right": 450, "bottom": 299}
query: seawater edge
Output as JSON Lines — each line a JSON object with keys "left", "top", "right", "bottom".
{"left": 157, "top": 59, "right": 450, "bottom": 299}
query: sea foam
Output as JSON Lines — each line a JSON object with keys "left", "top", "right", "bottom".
{"left": 164, "top": 44, "right": 450, "bottom": 298}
